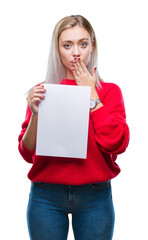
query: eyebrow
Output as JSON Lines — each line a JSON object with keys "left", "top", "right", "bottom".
{"left": 61, "top": 38, "right": 89, "bottom": 43}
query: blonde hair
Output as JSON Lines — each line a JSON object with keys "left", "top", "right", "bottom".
{"left": 45, "top": 15, "right": 101, "bottom": 86}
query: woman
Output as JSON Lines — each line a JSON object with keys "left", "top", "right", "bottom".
{"left": 18, "top": 15, "right": 129, "bottom": 240}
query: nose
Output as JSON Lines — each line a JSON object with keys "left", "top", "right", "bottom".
{"left": 72, "top": 45, "right": 80, "bottom": 58}
{"left": 73, "top": 53, "right": 80, "bottom": 58}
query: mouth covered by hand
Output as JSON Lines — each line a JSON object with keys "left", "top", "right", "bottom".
{"left": 71, "top": 57, "right": 97, "bottom": 88}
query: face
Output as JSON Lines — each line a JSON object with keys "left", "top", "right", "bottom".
{"left": 58, "top": 25, "right": 93, "bottom": 79}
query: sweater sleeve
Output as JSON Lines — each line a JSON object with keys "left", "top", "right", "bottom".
{"left": 18, "top": 105, "right": 34, "bottom": 163}
{"left": 90, "top": 83, "right": 130, "bottom": 155}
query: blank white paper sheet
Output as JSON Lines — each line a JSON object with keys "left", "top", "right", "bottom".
{"left": 36, "top": 84, "right": 91, "bottom": 159}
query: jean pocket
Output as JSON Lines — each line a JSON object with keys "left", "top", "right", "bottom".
{"left": 90, "top": 181, "right": 110, "bottom": 190}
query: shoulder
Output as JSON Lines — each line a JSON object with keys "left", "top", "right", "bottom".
{"left": 98, "top": 81, "right": 123, "bottom": 102}
{"left": 99, "top": 81, "right": 121, "bottom": 92}
{"left": 99, "top": 81, "right": 122, "bottom": 95}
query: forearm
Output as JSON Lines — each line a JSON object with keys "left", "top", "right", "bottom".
{"left": 91, "top": 106, "right": 129, "bottom": 154}
{"left": 90, "top": 84, "right": 130, "bottom": 154}
{"left": 22, "top": 114, "right": 38, "bottom": 151}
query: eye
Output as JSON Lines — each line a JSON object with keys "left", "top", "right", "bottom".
{"left": 63, "top": 44, "right": 71, "bottom": 49}
{"left": 81, "top": 42, "right": 87, "bottom": 48}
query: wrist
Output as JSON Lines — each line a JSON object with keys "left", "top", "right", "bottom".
{"left": 31, "top": 113, "right": 38, "bottom": 124}
{"left": 32, "top": 112, "right": 38, "bottom": 118}
{"left": 90, "top": 87, "right": 103, "bottom": 111}
{"left": 90, "top": 102, "right": 103, "bottom": 112}
{"left": 91, "top": 86, "right": 99, "bottom": 99}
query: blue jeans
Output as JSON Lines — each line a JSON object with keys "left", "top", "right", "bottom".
{"left": 27, "top": 181, "right": 115, "bottom": 240}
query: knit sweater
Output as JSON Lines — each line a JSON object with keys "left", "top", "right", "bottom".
{"left": 18, "top": 79, "right": 129, "bottom": 185}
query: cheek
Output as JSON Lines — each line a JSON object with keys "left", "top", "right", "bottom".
{"left": 59, "top": 49, "right": 68, "bottom": 64}
{"left": 83, "top": 51, "right": 91, "bottom": 65}
{"left": 59, "top": 52, "right": 66, "bottom": 65}
{"left": 60, "top": 52, "right": 71, "bottom": 70}
{"left": 61, "top": 55, "right": 69, "bottom": 67}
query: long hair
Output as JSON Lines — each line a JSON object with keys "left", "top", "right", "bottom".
{"left": 45, "top": 15, "right": 101, "bottom": 86}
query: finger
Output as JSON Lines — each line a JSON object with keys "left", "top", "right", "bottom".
{"left": 33, "top": 93, "right": 45, "bottom": 99}
{"left": 35, "top": 84, "right": 44, "bottom": 88}
{"left": 27, "top": 96, "right": 40, "bottom": 105}
{"left": 32, "top": 85, "right": 45, "bottom": 92}
{"left": 78, "top": 58, "right": 87, "bottom": 72}
{"left": 26, "top": 84, "right": 45, "bottom": 97}
{"left": 72, "top": 62, "right": 80, "bottom": 77}
{"left": 33, "top": 88, "right": 46, "bottom": 94}
{"left": 29, "top": 88, "right": 46, "bottom": 100}
{"left": 27, "top": 93, "right": 45, "bottom": 103}
{"left": 74, "top": 60, "right": 83, "bottom": 74}
{"left": 71, "top": 68, "right": 78, "bottom": 80}
{"left": 31, "top": 97, "right": 42, "bottom": 104}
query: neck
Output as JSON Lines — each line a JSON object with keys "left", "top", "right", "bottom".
{"left": 65, "top": 70, "right": 75, "bottom": 80}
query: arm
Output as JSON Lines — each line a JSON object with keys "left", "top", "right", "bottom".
{"left": 18, "top": 85, "right": 46, "bottom": 162}
{"left": 71, "top": 58, "right": 129, "bottom": 155}
{"left": 90, "top": 83, "right": 130, "bottom": 155}
{"left": 22, "top": 114, "right": 38, "bottom": 151}
{"left": 18, "top": 105, "right": 35, "bottom": 163}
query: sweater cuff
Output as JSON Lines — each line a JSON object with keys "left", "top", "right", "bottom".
{"left": 90, "top": 105, "right": 112, "bottom": 126}
{"left": 18, "top": 139, "right": 34, "bottom": 163}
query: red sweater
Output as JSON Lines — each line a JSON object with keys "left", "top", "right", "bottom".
{"left": 18, "top": 79, "right": 129, "bottom": 185}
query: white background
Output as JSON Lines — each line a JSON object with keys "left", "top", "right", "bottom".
{"left": 0, "top": 0, "right": 148, "bottom": 239}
